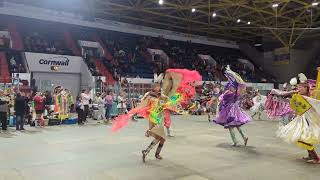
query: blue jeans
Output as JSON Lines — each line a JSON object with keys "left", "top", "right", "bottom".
{"left": 16, "top": 114, "right": 25, "bottom": 130}
{"left": 105, "top": 104, "right": 112, "bottom": 119}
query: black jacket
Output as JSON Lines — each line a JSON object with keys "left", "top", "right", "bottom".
{"left": 14, "top": 96, "right": 27, "bottom": 115}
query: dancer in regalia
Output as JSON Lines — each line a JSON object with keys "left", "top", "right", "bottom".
{"left": 264, "top": 80, "right": 296, "bottom": 127}
{"left": 277, "top": 72, "right": 320, "bottom": 164}
{"left": 251, "top": 90, "right": 266, "bottom": 120}
{"left": 111, "top": 69, "right": 201, "bottom": 163}
{"left": 213, "top": 66, "right": 250, "bottom": 146}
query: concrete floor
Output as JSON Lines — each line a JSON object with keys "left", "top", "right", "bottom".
{"left": 0, "top": 115, "right": 320, "bottom": 180}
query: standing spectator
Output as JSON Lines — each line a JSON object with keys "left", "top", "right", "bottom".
{"left": 80, "top": 89, "right": 91, "bottom": 123}
{"left": 94, "top": 93, "right": 105, "bottom": 123}
{"left": 18, "top": 64, "right": 24, "bottom": 73}
{"left": 117, "top": 92, "right": 127, "bottom": 115}
{"left": 33, "top": 92, "right": 46, "bottom": 127}
{"left": 75, "top": 96, "right": 83, "bottom": 125}
{"left": 104, "top": 90, "right": 113, "bottom": 123}
{"left": 10, "top": 56, "right": 17, "bottom": 72}
{"left": 14, "top": 93, "right": 26, "bottom": 131}
{"left": 0, "top": 90, "right": 8, "bottom": 131}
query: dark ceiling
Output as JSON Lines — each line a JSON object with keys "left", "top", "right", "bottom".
{"left": 8, "top": 0, "right": 320, "bottom": 47}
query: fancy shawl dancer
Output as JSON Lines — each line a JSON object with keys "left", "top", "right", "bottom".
{"left": 277, "top": 72, "right": 320, "bottom": 164}
{"left": 111, "top": 69, "right": 201, "bottom": 163}
{"left": 213, "top": 66, "right": 251, "bottom": 146}
{"left": 264, "top": 81, "right": 296, "bottom": 127}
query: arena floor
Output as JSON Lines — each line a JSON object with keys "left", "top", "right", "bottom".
{"left": 0, "top": 114, "right": 319, "bottom": 180}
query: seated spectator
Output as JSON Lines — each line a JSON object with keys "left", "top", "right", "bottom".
{"left": 10, "top": 56, "right": 17, "bottom": 72}
{"left": 18, "top": 64, "right": 25, "bottom": 73}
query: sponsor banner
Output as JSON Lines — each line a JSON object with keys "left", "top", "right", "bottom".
{"left": 78, "top": 40, "right": 101, "bottom": 48}
{"left": 273, "top": 47, "right": 290, "bottom": 65}
{"left": 24, "top": 52, "right": 83, "bottom": 73}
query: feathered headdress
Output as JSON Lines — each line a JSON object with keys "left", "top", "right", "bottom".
{"left": 283, "top": 83, "right": 288, "bottom": 88}
{"left": 290, "top": 77, "right": 297, "bottom": 86}
{"left": 298, "top": 73, "right": 307, "bottom": 83}
{"left": 224, "top": 65, "right": 245, "bottom": 88}
{"left": 153, "top": 73, "right": 164, "bottom": 84}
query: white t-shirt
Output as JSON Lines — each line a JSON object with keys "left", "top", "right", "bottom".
{"left": 81, "top": 93, "right": 91, "bottom": 105}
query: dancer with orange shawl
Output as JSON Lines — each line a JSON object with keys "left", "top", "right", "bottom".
{"left": 112, "top": 69, "right": 201, "bottom": 163}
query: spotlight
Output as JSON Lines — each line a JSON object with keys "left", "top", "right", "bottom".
{"left": 159, "top": 0, "right": 164, "bottom": 5}
{"left": 247, "top": 21, "right": 251, "bottom": 25}
{"left": 272, "top": 3, "right": 279, "bottom": 8}
{"left": 212, "top": 12, "right": 217, "bottom": 17}
{"left": 312, "top": 2, "right": 319, "bottom": 6}
{"left": 192, "top": 8, "right": 196, "bottom": 13}
{"left": 237, "top": 19, "right": 241, "bottom": 23}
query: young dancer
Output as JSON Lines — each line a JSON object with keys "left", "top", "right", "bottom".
{"left": 213, "top": 66, "right": 251, "bottom": 146}
{"left": 277, "top": 72, "right": 320, "bottom": 164}
{"left": 112, "top": 69, "right": 201, "bottom": 163}
{"left": 251, "top": 90, "right": 266, "bottom": 120}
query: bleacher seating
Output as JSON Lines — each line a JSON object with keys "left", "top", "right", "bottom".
{"left": 0, "top": 16, "right": 270, "bottom": 85}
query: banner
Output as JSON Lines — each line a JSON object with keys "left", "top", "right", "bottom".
{"left": 24, "top": 52, "right": 83, "bottom": 73}
{"left": 78, "top": 40, "right": 101, "bottom": 48}
{"left": 273, "top": 47, "right": 290, "bottom": 65}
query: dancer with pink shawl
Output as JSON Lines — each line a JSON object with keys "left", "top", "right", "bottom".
{"left": 112, "top": 69, "right": 201, "bottom": 162}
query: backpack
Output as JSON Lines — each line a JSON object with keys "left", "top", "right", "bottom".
{"left": 105, "top": 95, "right": 113, "bottom": 105}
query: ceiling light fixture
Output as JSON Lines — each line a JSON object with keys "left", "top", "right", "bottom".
{"left": 237, "top": 19, "right": 241, "bottom": 23}
{"left": 192, "top": 8, "right": 196, "bottom": 13}
{"left": 247, "top": 21, "right": 251, "bottom": 25}
{"left": 212, "top": 12, "right": 217, "bottom": 17}
{"left": 159, "top": 0, "right": 164, "bottom": 5}
{"left": 272, "top": 3, "right": 279, "bottom": 8}
{"left": 312, "top": 2, "right": 319, "bottom": 6}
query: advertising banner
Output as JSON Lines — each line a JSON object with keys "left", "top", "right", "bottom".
{"left": 24, "top": 52, "right": 83, "bottom": 73}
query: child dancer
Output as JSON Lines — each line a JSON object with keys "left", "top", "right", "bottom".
{"left": 213, "top": 66, "right": 251, "bottom": 146}
{"left": 251, "top": 90, "right": 266, "bottom": 120}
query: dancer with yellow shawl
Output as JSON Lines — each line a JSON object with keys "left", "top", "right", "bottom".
{"left": 277, "top": 71, "right": 320, "bottom": 164}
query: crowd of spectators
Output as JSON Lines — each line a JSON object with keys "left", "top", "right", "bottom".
{"left": 0, "top": 35, "right": 10, "bottom": 49}
{"left": 7, "top": 51, "right": 25, "bottom": 73}
{"left": 136, "top": 36, "right": 259, "bottom": 82}
{"left": 2, "top": 22, "right": 263, "bottom": 83}
{"left": 23, "top": 32, "right": 73, "bottom": 55}
{"left": 82, "top": 48, "right": 101, "bottom": 76}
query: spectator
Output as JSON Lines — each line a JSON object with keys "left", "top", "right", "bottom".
{"left": 117, "top": 92, "right": 127, "bottom": 115}
{"left": 0, "top": 90, "right": 8, "bottom": 131}
{"left": 94, "top": 93, "right": 105, "bottom": 122}
{"left": 105, "top": 90, "right": 113, "bottom": 123}
{"left": 14, "top": 93, "right": 27, "bottom": 131}
{"left": 18, "top": 64, "right": 24, "bottom": 73}
{"left": 75, "top": 96, "right": 83, "bottom": 125}
{"left": 80, "top": 89, "right": 91, "bottom": 123}
{"left": 33, "top": 92, "right": 46, "bottom": 127}
{"left": 10, "top": 56, "right": 17, "bottom": 72}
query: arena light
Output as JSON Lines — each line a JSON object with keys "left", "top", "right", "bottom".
{"left": 312, "top": 2, "right": 319, "bottom": 6}
{"left": 212, "top": 12, "right": 217, "bottom": 17}
{"left": 237, "top": 19, "right": 241, "bottom": 23}
{"left": 272, "top": 3, "right": 279, "bottom": 8}
{"left": 191, "top": 8, "right": 196, "bottom": 13}
{"left": 254, "top": 43, "right": 262, "bottom": 47}
{"left": 247, "top": 21, "right": 251, "bottom": 25}
{"left": 158, "top": 0, "right": 164, "bottom": 5}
